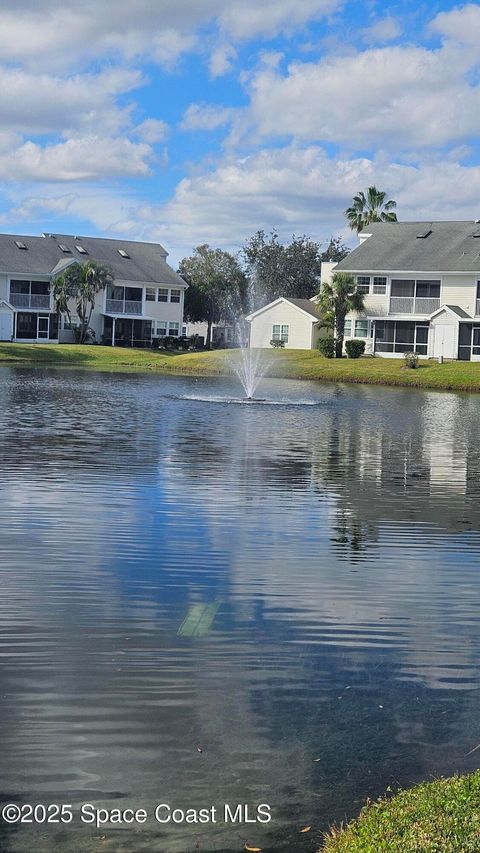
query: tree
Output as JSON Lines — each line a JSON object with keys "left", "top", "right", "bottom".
{"left": 345, "top": 186, "right": 397, "bottom": 233}
{"left": 318, "top": 272, "right": 366, "bottom": 358}
{"left": 179, "top": 245, "right": 248, "bottom": 349}
{"left": 320, "top": 236, "right": 350, "bottom": 263}
{"left": 242, "top": 230, "right": 322, "bottom": 308}
{"left": 53, "top": 260, "right": 114, "bottom": 344}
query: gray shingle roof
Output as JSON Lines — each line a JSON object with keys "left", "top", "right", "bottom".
{"left": 285, "top": 297, "right": 322, "bottom": 319}
{"left": 0, "top": 232, "right": 186, "bottom": 286}
{"left": 444, "top": 305, "right": 471, "bottom": 318}
{"left": 334, "top": 221, "right": 480, "bottom": 273}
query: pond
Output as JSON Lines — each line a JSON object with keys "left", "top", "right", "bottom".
{"left": 0, "top": 366, "right": 480, "bottom": 852}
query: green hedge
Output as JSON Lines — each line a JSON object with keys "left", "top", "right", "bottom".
{"left": 321, "top": 771, "right": 480, "bottom": 853}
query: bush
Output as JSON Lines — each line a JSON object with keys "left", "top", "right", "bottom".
{"left": 318, "top": 337, "right": 335, "bottom": 358}
{"left": 270, "top": 339, "right": 285, "bottom": 348}
{"left": 322, "top": 771, "right": 480, "bottom": 853}
{"left": 404, "top": 351, "right": 419, "bottom": 369}
{"left": 345, "top": 339, "right": 366, "bottom": 359}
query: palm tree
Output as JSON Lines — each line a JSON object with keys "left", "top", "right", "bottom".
{"left": 345, "top": 186, "right": 397, "bottom": 233}
{"left": 318, "top": 272, "right": 366, "bottom": 358}
{"left": 53, "top": 260, "right": 113, "bottom": 343}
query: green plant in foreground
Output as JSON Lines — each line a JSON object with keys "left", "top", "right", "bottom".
{"left": 404, "top": 351, "right": 419, "bottom": 369}
{"left": 318, "top": 337, "right": 335, "bottom": 358}
{"left": 321, "top": 771, "right": 480, "bottom": 853}
{"left": 345, "top": 339, "right": 366, "bottom": 359}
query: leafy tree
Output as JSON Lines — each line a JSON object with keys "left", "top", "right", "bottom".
{"left": 318, "top": 272, "right": 365, "bottom": 358}
{"left": 320, "top": 236, "right": 350, "bottom": 263}
{"left": 53, "top": 260, "right": 114, "bottom": 344}
{"left": 179, "top": 245, "right": 248, "bottom": 349}
{"left": 345, "top": 186, "right": 397, "bottom": 233}
{"left": 242, "top": 230, "right": 322, "bottom": 307}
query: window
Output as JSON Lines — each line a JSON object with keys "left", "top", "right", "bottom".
{"left": 356, "top": 276, "right": 370, "bottom": 294}
{"left": 373, "top": 276, "right": 387, "bottom": 294}
{"left": 63, "top": 315, "right": 78, "bottom": 331}
{"left": 182, "top": 325, "right": 187, "bottom": 336}
{"left": 170, "top": 288, "right": 181, "bottom": 303}
{"left": 355, "top": 319, "right": 368, "bottom": 337}
{"left": 169, "top": 322, "right": 180, "bottom": 337}
{"left": 155, "top": 321, "right": 167, "bottom": 337}
{"left": 375, "top": 320, "right": 429, "bottom": 354}
{"left": 58, "top": 244, "right": 71, "bottom": 253}
{"left": 14, "top": 240, "right": 27, "bottom": 250}
{"left": 272, "top": 324, "right": 289, "bottom": 342}
{"left": 75, "top": 244, "right": 87, "bottom": 254}
{"left": 158, "top": 288, "right": 168, "bottom": 302}
{"left": 416, "top": 280, "right": 440, "bottom": 298}
{"left": 146, "top": 288, "right": 156, "bottom": 302}
{"left": 391, "top": 279, "right": 415, "bottom": 297}
{"left": 344, "top": 319, "right": 352, "bottom": 336}
{"left": 118, "top": 249, "right": 130, "bottom": 258}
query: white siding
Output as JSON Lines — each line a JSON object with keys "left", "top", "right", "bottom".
{"left": 441, "top": 274, "right": 477, "bottom": 316}
{"left": 249, "top": 302, "right": 316, "bottom": 349}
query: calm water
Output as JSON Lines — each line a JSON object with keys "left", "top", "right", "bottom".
{"left": 1, "top": 367, "right": 480, "bottom": 852}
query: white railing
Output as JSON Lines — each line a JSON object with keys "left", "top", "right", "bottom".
{"left": 10, "top": 292, "right": 50, "bottom": 309}
{"left": 105, "top": 298, "right": 142, "bottom": 315}
{"left": 389, "top": 297, "right": 440, "bottom": 315}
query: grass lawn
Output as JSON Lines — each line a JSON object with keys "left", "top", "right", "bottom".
{"left": 321, "top": 772, "right": 480, "bottom": 853}
{"left": 2, "top": 343, "right": 480, "bottom": 392}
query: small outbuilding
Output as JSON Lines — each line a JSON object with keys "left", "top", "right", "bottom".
{"left": 246, "top": 297, "right": 325, "bottom": 349}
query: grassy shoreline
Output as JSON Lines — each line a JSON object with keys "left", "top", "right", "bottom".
{"left": 2, "top": 343, "right": 480, "bottom": 392}
{"left": 321, "top": 772, "right": 480, "bottom": 852}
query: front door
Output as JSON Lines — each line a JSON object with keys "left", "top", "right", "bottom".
{"left": 433, "top": 324, "right": 456, "bottom": 359}
{"left": 0, "top": 310, "right": 12, "bottom": 341}
{"left": 37, "top": 315, "right": 49, "bottom": 339}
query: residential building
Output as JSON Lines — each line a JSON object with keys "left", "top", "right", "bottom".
{"left": 184, "top": 321, "right": 235, "bottom": 347}
{"left": 247, "top": 297, "right": 325, "bottom": 349}
{"left": 329, "top": 221, "right": 480, "bottom": 360}
{"left": 0, "top": 232, "right": 187, "bottom": 345}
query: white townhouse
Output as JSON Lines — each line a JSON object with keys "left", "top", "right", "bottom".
{"left": 328, "top": 220, "right": 480, "bottom": 361}
{"left": 0, "top": 232, "right": 187, "bottom": 346}
{"left": 247, "top": 297, "right": 325, "bottom": 348}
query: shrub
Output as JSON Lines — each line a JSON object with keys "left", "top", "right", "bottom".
{"left": 270, "top": 339, "right": 285, "bottom": 348}
{"left": 318, "top": 337, "right": 335, "bottom": 358}
{"left": 345, "top": 339, "right": 366, "bottom": 359}
{"left": 404, "top": 351, "right": 419, "bottom": 369}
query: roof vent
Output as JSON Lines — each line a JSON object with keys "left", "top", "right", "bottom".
{"left": 118, "top": 249, "right": 130, "bottom": 258}
{"left": 14, "top": 240, "right": 27, "bottom": 250}
{"left": 416, "top": 228, "right": 432, "bottom": 239}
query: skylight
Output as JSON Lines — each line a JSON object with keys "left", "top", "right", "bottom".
{"left": 58, "top": 244, "right": 71, "bottom": 253}
{"left": 14, "top": 240, "right": 27, "bottom": 250}
{"left": 473, "top": 230, "right": 480, "bottom": 238}
{"left": 75, "top": 244, "right": 87, "bottom": 254}
{"left": 416, "top": 229, "right": 432, "bottom": 239}
{"left": 118, "top": 249, "right": 130, "bottom": 258}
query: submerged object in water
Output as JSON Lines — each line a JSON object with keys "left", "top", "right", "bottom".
{"left": 177, "top": 601, "right": 220, "bottom": 638}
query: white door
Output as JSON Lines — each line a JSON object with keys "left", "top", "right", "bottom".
{"left": 433, "top": 324, "right": 456, "bottom": 359}
{"left": 0, "top": 310, "right": 12, "bottom": 341}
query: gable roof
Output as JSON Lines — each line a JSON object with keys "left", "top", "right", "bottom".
{"left": 246, "top": 296, "right": 322, "bottom": 322}
{"left": 0, "top": 232, "right": 186, "bottom": 286}
{"left": 429, "top": 304, "right": 472, "bottom": 320}
{"left": 334, "top": 221, "right": 480, "bottom": 273}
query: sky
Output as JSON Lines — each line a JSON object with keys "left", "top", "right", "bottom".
{"left": 1, "top": 0, "right": 480, "bottom": 265}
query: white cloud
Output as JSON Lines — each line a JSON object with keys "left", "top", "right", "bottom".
{"left": 0, "top": 137, "right": 152, "bottom": 182}
{"left": 180, "top": 104, "right": 235, "bottom": 131}
{"left": 0, "top": 67, "right": 142, "bottom": 136}
{"left": 430, "top": 3, "right": 480, "bottom": 46}
{"left": 0, "top": 1, "right": 342, "bottom": 71}
{"left": 208, "top": 42, "right": 237, "bottom": 78}
{"left": 240, "top": 41, "right": 480, "bottom": 149}
{"left": 134, "top": 118, "right": 169, "bottom": 143}
{"left": 361, "top": 16, "right": 401, "bottom": 44}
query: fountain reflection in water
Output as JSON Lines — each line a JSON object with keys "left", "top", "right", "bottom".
{"left": 229, "top": 346, "right": 271, "bottom": 399}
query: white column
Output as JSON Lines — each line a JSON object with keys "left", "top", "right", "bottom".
{"left": 112, "top": 317, "right": 116, "bottom": 347}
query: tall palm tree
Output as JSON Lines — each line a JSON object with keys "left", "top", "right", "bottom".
{"left": 345, "top": 186, "right": 397, "bottom": 233}
{"left": 318, "top": 272, "right": 366, "bottom": 358}
{"left": 53, "top": 260, "right": 113, "bottom": 343}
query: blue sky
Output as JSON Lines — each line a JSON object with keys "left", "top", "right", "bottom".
{"left": 0, "top": 0, "right": 479, "bottom": 264}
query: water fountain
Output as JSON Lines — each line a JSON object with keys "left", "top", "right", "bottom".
{"left": 229, "top": 346, "right": 271, "bottom": 401}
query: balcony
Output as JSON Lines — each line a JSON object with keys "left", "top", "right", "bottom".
{"left": 105, "top": 298, "right": 143, "bottom": 315}
{"left": 10, "top": 292, "right": 50, "bottom": 309}
{"left": 389, "top": 297, "right": 440, "bottom": 315}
